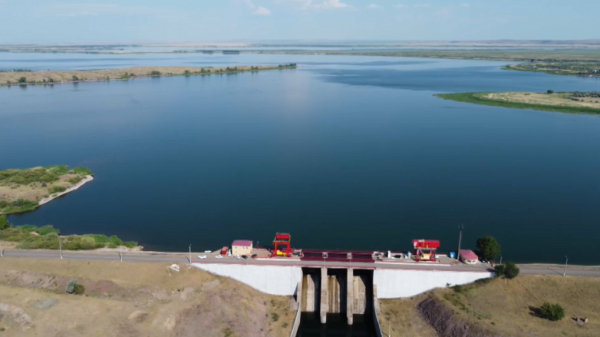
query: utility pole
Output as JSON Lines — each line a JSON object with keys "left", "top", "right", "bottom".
{"left": 388, "top": 319, "right": 391, "bottom": 337}
{"left": 189, "top": 244, "right": 192, "bottom": 265}
{"left": 59, "top": 237, "right": 63, "bottom": 259}
{"left": 563, "top": 255, "right": 568, "bottom": 277}
{"left": 457, "top": 224, "right": 464, "bottom": 261}
{"left": 119, "top": 252, "right": 122, "bottom": 262}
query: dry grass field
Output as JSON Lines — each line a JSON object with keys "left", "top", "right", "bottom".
{"left": 378, "top": 294, "right": 439, "bottom": 337}
{"left": 0, "top": 65, "right": 294, "bottom": 87}
{"left": 0, "top": 258, "right": 294, "bottom": 337}
{"left": 432, "top": 275, "right": 600, "bottom": 337}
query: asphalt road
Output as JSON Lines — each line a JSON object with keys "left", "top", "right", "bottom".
{"left": 1, "top": 248, "right": 599, "bottom": 277}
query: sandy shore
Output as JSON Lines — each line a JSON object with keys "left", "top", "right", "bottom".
{"left": 38, "top": 175, "right": 93, "bottom": 206}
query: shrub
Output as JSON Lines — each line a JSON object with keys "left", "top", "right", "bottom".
{"left": 73, "top": 284, "right": 85, "bottom": 295}
{"left": 150, "top": 71, "right": 161, "bottom": 76}
{"left": 72, "top": 75, "right": 79, "bottom": 81}
{"left": 494, "top": 264, "right": 506, "bottom": 277}
{"left": 66, "top": 279, "right": 78, "bottom": 294}
{"left": 271, "top": 313, "right": 279, "bottom": 322}
{"left": 539, "top": 302, "right": 565, "bottom": 321}
{"left": 547, "top": 89, "right": 554, "bottom": 94}
{"left": 476, "top": 236, "right": 501, "bottom": 261}
{"left": 68, "top": 177, "right": 83, "bottom": 184}
{"left": 503, "top": 261, "right": 520, "bottom": 279}
{"left": 49, "top": 186, "right": 67, "bottom": 194}
{"left": 494, "top": 262, "right": 520, "bottom": 279}
{"left": 0, "top": 215, "right": 10, "bottom": 230}
{"left": 18, "top": 77, "right": 27, "bottom": 84}
{"left": 38, "top": 225, "right": 60, "bottom": 236}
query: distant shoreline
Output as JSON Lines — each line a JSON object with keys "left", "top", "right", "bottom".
{"left": 0, "top": 64, "right": 297, "bottom": 88}
{"left": 435, "top": 91, "right": 600, "bottom": 115}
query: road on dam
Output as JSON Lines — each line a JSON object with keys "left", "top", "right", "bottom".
{"left": 1, "top": 249, "right": 600, "bottom": 277}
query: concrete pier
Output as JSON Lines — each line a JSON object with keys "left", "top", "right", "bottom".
{"left": 320, "top": 267, "right": 328, "bottom": 324}
{"left": 302, "top": 273, "right": 318, "bottom": 312}
{"left": 353, "top": 273, "right": 367, "bottom": 314}
{"left": 347, "top": 268, "right": 354, "bottom": 325}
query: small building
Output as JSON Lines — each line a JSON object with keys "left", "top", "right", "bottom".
{"left": 232, "top": 240, "right": 253, "bottom": 256}
{"left": 459, "top": 250, "right": 478, "bottom": 264}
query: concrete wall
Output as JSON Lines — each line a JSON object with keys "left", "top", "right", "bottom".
{"left": 374, "top": 269, "right": 493, "bottom": 299}
{"left": 289, "top": 280, "right": 302, "bottom": 337}
{"left": 193, "top": 263, "right": 302, "bottom": 296}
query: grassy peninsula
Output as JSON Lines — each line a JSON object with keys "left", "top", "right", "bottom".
{"left": 0, "top": 165, "right": 93, "bottom": 214}
{"left": 0, "top": 64, "right": 297, "bottom": 88}
{"left": 435, "top": 91, "right": 600, "bottom": 115}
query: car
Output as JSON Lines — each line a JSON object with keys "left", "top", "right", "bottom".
{"left": 215, "top": 255, "right": 223, "bottom": 259}
{"left": 198, "top": 255, "right": 207, "bottom": 259}
{"left": 242, "top": 255, "right": 248, "bottom": 259}
{"left": 234, "top": 255, "right": 241, "bottom": 259}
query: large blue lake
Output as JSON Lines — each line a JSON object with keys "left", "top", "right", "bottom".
{"left": 1, "top": 52, "right": 599, "bottom": 264}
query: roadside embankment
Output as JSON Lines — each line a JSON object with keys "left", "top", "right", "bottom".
{"left": 0, "top": 64, "right": 297, "bottom": 88}
{"left": 0, "top": 257, "right": 294, "bottom": 337}
{"left": 380, "top": 275, "right": 600, "bottom": 337}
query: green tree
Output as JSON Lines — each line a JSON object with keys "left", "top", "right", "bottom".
{"left": 0, "top": 215, "right": 11, "bottom": 230}
{"left": 72, "top": 75, "right": 79, "bottom": 81}
{"left": 547, "top": 89, "right": 554, "bottom": 94}
{"left": 476, "top": 236, "right": 501, "bottom": 261}
{"left": 503, "top": 261, "right": 520, "bottom": 279}
{"left": 18, "top": 77, "right": 27, "bottom": 84}
{"left": 539, "top": 302, "right": 565, "bottom": 321}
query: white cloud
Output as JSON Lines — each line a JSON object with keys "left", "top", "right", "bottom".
{"left": 288, "top": 0, "right": 352, "bottom": 11}
{"left": 254, "top": 6, "right": 272, "bottom": 15}
{"left": 366, "top": 4, "right": 381, "bottom": 9}
{"left": 460, "top": 3, "right": 470, "bottom": 7}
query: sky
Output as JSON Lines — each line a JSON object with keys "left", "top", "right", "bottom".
{"left": 0, "top": 0, "right": 598, "bottom": 44}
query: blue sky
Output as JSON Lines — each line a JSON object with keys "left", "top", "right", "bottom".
{"left": 0, "top": 0, "right": 598, "bottom": 43}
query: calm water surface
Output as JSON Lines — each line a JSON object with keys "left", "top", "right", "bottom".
{"left": 1, "top": 53, "right": 599, "bottom": 264}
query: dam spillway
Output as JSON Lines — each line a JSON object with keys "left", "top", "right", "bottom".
{"left": 301, "top": 267, "right": 373, "bottom": 325}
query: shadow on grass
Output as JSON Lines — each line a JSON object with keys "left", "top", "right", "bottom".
{"left": 528, "top": 306, "right": 544, "bottom": 319}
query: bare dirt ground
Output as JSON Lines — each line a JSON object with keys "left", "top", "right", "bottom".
{"left": 0, "top": 65, "right": 288, "bottom": 87}
{"left": 378, "top": 294, "right": 439, "bottom": 337}
{"left": 0, "top": 258, "right": 294, "bottom": 337}
{"left": 485, "top": 92, "right": 600, "bottom": 109}
{"left": 431, "top": 275, "right": 600, "bottom": 337}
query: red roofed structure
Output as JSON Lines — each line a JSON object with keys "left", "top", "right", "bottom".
{"left": 459, "top": 249, "right": 478, "bottom": 264}
{"left": 232, "top": 240, "right": 253, "bottom": 256}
